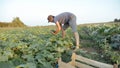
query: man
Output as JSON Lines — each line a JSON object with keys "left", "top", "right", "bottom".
{"left": 47, "top": 12, "right": 79, "bottom": 49}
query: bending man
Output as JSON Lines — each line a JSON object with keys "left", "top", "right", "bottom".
{"left": 47, "top": 12, "right": 80, "bottom": 49}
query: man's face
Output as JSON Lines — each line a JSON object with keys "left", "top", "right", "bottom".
{"left": 49, "top": 17, "right": 54, "bottom": 22}
{"left": 48, "top": 15, "right": 54, "bottom": 23}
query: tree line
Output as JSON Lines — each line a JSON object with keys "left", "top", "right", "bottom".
{"left": 114, "top": 18, "right": 120, "bottom": 22}
{"left": 0, "top": 17, "right": 26, "bottom": 27}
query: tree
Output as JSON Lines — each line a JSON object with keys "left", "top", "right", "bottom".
{"left": 114, "top": 18, "right": 120, "bottom": 22}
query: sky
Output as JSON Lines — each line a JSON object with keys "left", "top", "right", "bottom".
{"left": 0, "top": 0, "right": 120, "bottom": 26}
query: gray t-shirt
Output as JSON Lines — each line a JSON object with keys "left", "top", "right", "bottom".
{"left": 53, "top": 12, "right": 77, "bottom": 32}
{"left": 54, "top": 12, "right": 75, "bottom": 24}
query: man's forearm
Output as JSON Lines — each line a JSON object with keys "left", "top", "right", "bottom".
{"left": 54, "top": 22, "right": 61, "bottom": 34}
{"left": 62, "top": 29, "right": 65, "bottom": 38}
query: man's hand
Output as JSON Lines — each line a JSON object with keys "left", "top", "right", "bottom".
{"left": 51, "top": 30, "right": 56, "bottom": 35}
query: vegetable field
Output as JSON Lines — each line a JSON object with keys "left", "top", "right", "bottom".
{"left": 0, "top": 22, "right": 120, "bottom": 68}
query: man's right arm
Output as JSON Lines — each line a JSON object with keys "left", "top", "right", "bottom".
{"left": 52, "top": 21, "right": 61, "bottom": 35}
